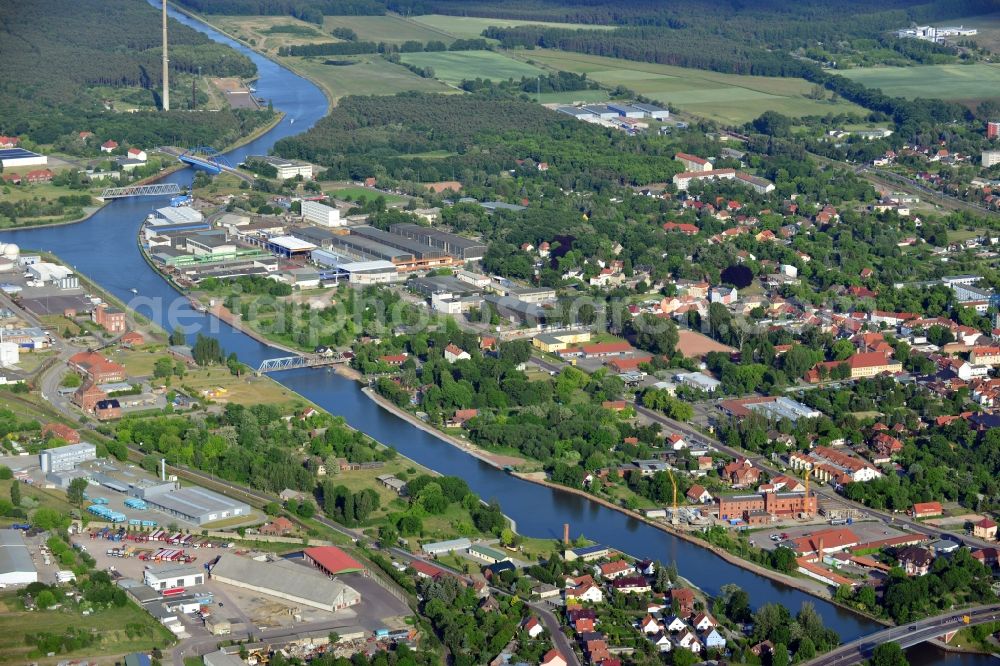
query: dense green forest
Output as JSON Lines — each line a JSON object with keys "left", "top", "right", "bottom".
{"left": 0, "top": 0, "right": 272, "bottom": 146}
{"left": 274, "top": 92, "right": 688, "bottom": 187}
{"left": 175, "top": 0, "right": 385, "bottom": 22}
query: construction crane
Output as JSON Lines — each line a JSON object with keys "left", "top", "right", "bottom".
{"left": 804, "top": 466, "right": 815, "bottom": 517}
{"left": 668, "top": 469, "right": 679, "bottom": 525}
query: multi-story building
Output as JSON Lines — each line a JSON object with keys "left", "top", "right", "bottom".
{"left": 39, "top": 442, "right": 97, "bottom": 473}
{"left": 716, "top": 492, "right": 817, "bottom": 521}
{"left": 983, "top": 150, "right": 1000, "bottom": 168}
{"left": 674, "top": 152, "right": 713, "bottom": 172}
{"left": 92, "top": 304, "right": 127, "bottom": 333}
{"left": 970, "top": 346, "right": 1000, "bottom": 366}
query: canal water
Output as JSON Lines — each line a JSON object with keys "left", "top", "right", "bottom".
{"left": 3, "top": 5, "right": 994, "bottom": 661}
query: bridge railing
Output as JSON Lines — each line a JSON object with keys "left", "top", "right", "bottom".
{"left": 99, "top": 183, "right": 182, "bottom": 200}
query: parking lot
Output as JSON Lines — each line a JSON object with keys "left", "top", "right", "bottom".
{"left": 73, "top": 531, "right": 411, "bottom": 633}
{"left": 751, "top": 520, "right": 910, "bottom": 552}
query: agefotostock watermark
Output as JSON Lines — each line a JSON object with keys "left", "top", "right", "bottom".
{"left": 118, "top": 288, "right": 766, "bottom": 352}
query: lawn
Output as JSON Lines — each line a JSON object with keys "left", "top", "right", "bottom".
{"left": 323, "top": 15, "right": 455, "bottom": 44}
{"left": 839, "top": 63, "right": 1000, "bottom": 103}
{"left": 0, "top": 593, "right": 173, "bottom": 664}
{"left": 326, "top": 184, "right": 410, "bottom": 204}
{"left": 523, "top": 50, "right": 868, "bottom": 124}
{"left": 410, "top": 14, "right": 616, "bottom": 40}
{"left": 399, "top": 50, "right": 546, "bottom": 86}
{"left": 285, "top": 55, "right": 453, "bottom": 103}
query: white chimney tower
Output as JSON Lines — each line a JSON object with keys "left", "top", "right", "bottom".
{"left": 162, "top": 0, "right": 170, "bottom": 111}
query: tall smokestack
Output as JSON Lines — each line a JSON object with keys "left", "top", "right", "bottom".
{"left": 161, "top": 458, "right": 166, "bottom": 482}
{"left": 563, "top": 523, "right": 570, "bottom": 545}
{"left": 162, "top": 0, "right": 170, "bottom": 111}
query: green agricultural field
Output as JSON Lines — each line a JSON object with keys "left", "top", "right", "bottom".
{"left": 524, "top": 50, "right": 868, "bottom": 124}
{"left": 323, "top": 15, "right": 455, "bottom": 44}
{"left": 411, "top": 14, "right": 616, "bottom": 39}
{"left": 210, "top": 15, "right": 336, "bottom": 54}
{"left": 840, "top": 63, "right": 1000, "bottom": 103}
{"left": 285, "top": 55, "right": 454, "bottom": 103}
{"left": 399, "top": 50, "right": 545, "bottom": 85}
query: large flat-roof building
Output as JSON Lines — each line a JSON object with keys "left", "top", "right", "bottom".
{"left": 0, "top": 148, "right": 47, "bottom": 169}
{"left": 138, "top": 485, "right": 251, "bottom": 526}
{"left": 144, "top": 564, "right": 206, "bottom": 590}
{"left": 0, "top": 529, "right": 37, "bottom": 585}
{"left": 389, "top": 223, "right": 487, "bottom": 261}
{"left": 40, "top": 442, "right": 97, "bottom": 473}
{"left": 245, "top": 155, "right": 313, "bottom": 180}
{"left": 210, "top": 554, "right": 361, "bottom": 612}
{"left": 330, "top": 226, "right": 457, "bottom": 271}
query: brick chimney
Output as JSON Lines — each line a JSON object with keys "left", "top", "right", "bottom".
{"left": 564, "top": 523, "right": 570, "bottom": 545}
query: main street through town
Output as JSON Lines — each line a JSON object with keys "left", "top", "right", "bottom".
{"left": 803, "top": 604, "right": 1000, "bottom": 666}
{"left": 528, "top": 354, "right": 999, "bottom": 551}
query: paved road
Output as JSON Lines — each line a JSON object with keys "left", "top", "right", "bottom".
{"left": 172, "top": 617, "right": 359, "bottom": 666}
{"left": 804, "top": 604, "right": 1000, "bottom": 666}
{"left": 528, "top": 600, "right": 582, "bottom": 666}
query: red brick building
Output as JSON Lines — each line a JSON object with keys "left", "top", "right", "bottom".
{"left": 92, "top": 304, "right": 127, "bottom": 333}
{"left": 94, "top": 399, "right": 121, "bottom": 421}
{"left": 41, "top": 422, "right": 81, "bottom": 444}
{"left": 717, "top": 492, "right": 817, "bottom": 521}
{"left": 72, "top": 381, "right": 107, "bottom": 412}
{"left": 68, "top": 351, "right": 126, "bottom": 383}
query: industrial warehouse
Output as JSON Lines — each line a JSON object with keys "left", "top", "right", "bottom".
{"left": 133, "top": 484, "right": 252, "bottom": 526}
{"left": 209, "top": 554, "right": 362, "bottom": 612}
{"left": 143, "top": 199, "right": 485, "bottom": 287}
{"left": 0, "top": 529, "right": 37, "bottom": 585}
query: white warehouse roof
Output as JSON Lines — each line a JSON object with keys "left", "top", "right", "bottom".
{"left": 0, "top": 530, "right": 37, "bottom": 585}
{"left": 269, "top": 235, "right": 316, "bottom": 251}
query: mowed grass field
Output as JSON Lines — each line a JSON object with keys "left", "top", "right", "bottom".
{"left": 323, "top": 15, "right": 455, "bottom": 44}
{"left": 411, "top": 14, "right": 615, "bottom": 39}
{"left": 286, "top": 55, "right": 454, "bottom": 102}
{"left": 524, "top": 50, "right": 868, "bottom": 124}
{"left": 839, "top": 63, "right": 1000, "bottom": 103}
{"left": 210, "top": 15, "right": 335, "bottom": 54}
{"left": 399, "top": 50, "right": 545, "bottom": 85}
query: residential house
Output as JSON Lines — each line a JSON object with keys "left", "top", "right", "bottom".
{"left": 649, "top": 630, "right": 672, "bottom": 652}
{"left": 702, "top": 628, "right": 727, "bottom": 651}
{"left": 611, "top": 576, "right": 651, "bottom": 594}
{"left": 674, "top": 630, "right": 702, "bottom": 653}
{"left": 522, "top": 616, "right": 544, "bottom": 639}
{"left": 973, "top": 517, "right": 997, "bottom": 540}
{"left": 540, "top": 649, "right": 567, "bottom": 666}
{"left": 639, "top": 615, "right": 661, "bottom": 634}
{"left": 686, "top": 484, "right": 713, "bottom": 504}
{"left": 663, "top": 615, "right": 688, "bottom": 633}
{"left": 897, "top": 546, "right": 934, "bottom": 576}
{"left": 101, "top": 140, "right": 118, "bottom": 153}
{"left": 667, "top": 433, "right": 688, "bottom": 450}
{"left": 692, "top": 613, "right": 717, "bottom": 632}
{"left": 670, "top": 588, "right": 695, "bottom": 615}
{"left": 444, "top": 344, "right": 470, "bottom": 363}
{"left": 596, "top": 560, "right": 634, "bottom": 580}
{"left": 259, "top": 517, "right": 296, "bottom": 536}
